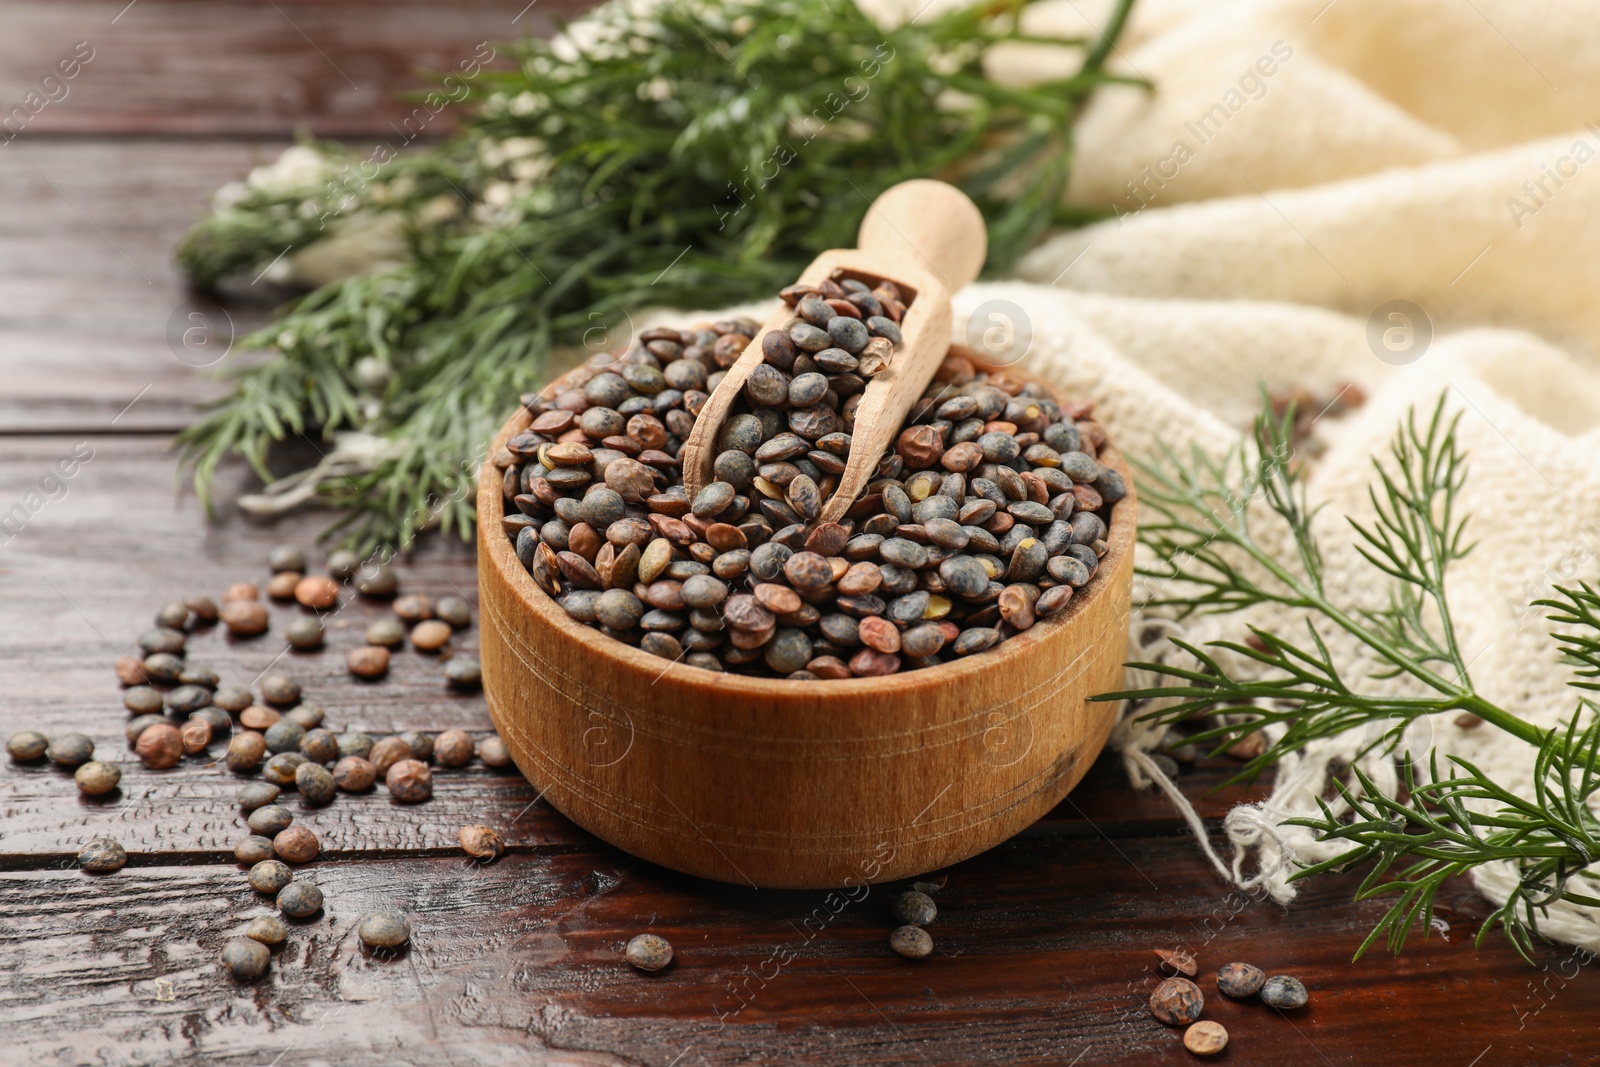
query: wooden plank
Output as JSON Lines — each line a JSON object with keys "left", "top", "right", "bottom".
{"left": 0, "top": 434, "right": 1254, "bottom": 860}
{"left": 0, "top": 139, "right": 288, "bottom": 432}
{"left": 0, "top": 842, "right": 1585, "bottom": 1065}
{"left": 0, "top": 0, "right": 588, "bottom": 139}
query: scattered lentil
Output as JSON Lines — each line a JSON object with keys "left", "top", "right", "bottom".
{"left": 1260, "top": 975, "right": 1308, "bottom": 1010}
{"left": 155, "top": 600, "right": 190, "bottom": 629}
{"left": 122, "top": 686, "right": 165, "bottom": 715}
{"left": 79, "top": 837, "right": 127, "bottom": 872}
{"left": 245, "top": 914, "right": 288, "bottom": 946}
{"left": 277, "top": 881, "right": 323, "bottom": 918}
{"left": 286, "top": 617, "right": 326, "bottom": 650}
{"left": 263, "top": 720, "right": 306, "bottom": 755}
{"left": 399, "top": 731, "right": 434, "bottom": 762}
{"left": 477, "top": 735, "right": 512, "bottom": 768}
{"left": 347, "top": 646, "right": 390, "bottom": 679}
{"left": 386, "top": 759, "right": 433, "bottom": 803}
{"left": 625, "top": 933, "right": 673, "bottom": 972}
{"left": 262, "top": 752, "right": 306, "bottom": 786}
{"left": 1183, "top": 1020, "right": 1228, "bottom": 1056}
{"left": 294, "top": 762, "right": 337, "bottom": 806}
{"left": 298, "top": 728, "right": 339, "bottom": 765}
{"left": 185, "top": 595, "right": 220, "bottom": 624}
{"left": 248, "top": 804, "right": 294, "bottom": 835}
{"left": 891, "top": 890, "right": 937, "bottom": 926}
{"left": 294, "top": 576, "right": 341, "bottom": 610}
{"left": 358, "top": 910, "right": 411, "bottom": 950}
{"left": 222, "top": 937, "right": 271, "bottom": 981}
{"left": 1149, "top": 977, "right": 1204, "bottom": 1026}
{"left": 1216, "top": 962, "right": 1265, "bottom": 998}
{"left": 47, "top": 733, "right": 94, "bottom": 768}
{"left": 248, "top": 859, "right": 293, "bottom": 895}
{"left": 7, "top": 730, "right": 48, "bottom": 762}
{"left": 327, "top": 549, "right": 360, "bottom": 580}
{"left": 142, "top": 652, "right": 183, "bottom": 683}
{"left": 338, "top": 732, "right": 375, "bottom": 760}
{"left": 365, "top": 619, "right": 406, "bottom": 647}
{"left": 235, "top": 836, "right": 276, "bottom": 864}
{"left": 368, "top": 737, "right": 412, "bottom": 776}
{"left": 394, "top": 594, "right": 433, "bottom": 623}
{"left": 135, "top": 723, "right": 184, "bottom": 769}
{"left": 444, "top": 655, "right": 482, "bottom": 690}
{"left": 269, "top": 545, "right": 308, "bottom": 573}
{"left": 333, "top": 756, "right": 377, "bottom": 792}
{"left": 238, "top": 782, "right": 281, "bottom": 811}
{"left": 221, "top": 600, "right": 269, "bottom": 637}
{"left": 259, "top": 673, "right": 302, "bottom": 706}
{"left": 266, "top": 571, "right": 301, "bottom": 600}
{"left": 286, "top": 703, "right": 325, "bottom": 729}
{"left": 1156, "top": 948, "right": 1198, "bottom": 977}
{"left": 180, "top": 718, "right": 212, "bottom": 754}
{"left": 124, "top": 714, "right": 165, "bottom": 743}
{"left": 240, "top": 705, "right": 281, "bottom": 730}
{"left": 114, "top": 656, "right": 149, "bottom": 686}
{"left": 74, "top": 761, "right": 121, "bottom": 796}
{"left": 889, "top": 925, "right": 933, "bottom": 959}
{"left": 435, "top": 596, "right": 472, "bottom": 629}
{"left": 354, "top": 563, "right": 398, "bottom": 597}
{"left": 433, "top": 730, "right": 474, "bottom": 768}
{"left": 273, "top": 825, "right": 320, "bottom": 863}
{"left": 410, "top": 619, "right": 452, "bottom": 652}
{"left": 213, "top": 686, "right": 253, "bottom": 713}
{"left": 459, "top": 824, "right": 505, "bottom": 860}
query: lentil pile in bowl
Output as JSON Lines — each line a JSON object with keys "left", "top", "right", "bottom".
{"left": 493, "top": 277, "right": 1125, "bottom": 679}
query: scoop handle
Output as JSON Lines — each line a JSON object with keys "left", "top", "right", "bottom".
{"left": 856, "top": 179, "right": 987, "bottom": 293}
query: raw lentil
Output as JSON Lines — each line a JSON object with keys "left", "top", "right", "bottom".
{"left": 155, "top": 600, "right": 190, "bottom": 629}
{"left": 213, "top": 686, "right": 254, "bottom": 714}
{"left": 79, "top": 837, "right": 127, "bottom": 872}
{"left": 294, "top": 762, "right": 336, "bottom": 806}
{"left": 122, "top": 686, "right": 165, "bottom": 715}
{"left": 459, "top": 824, "right": 505, "bottom": 860}
{"left": 262, "top": 752, "right": 306, "bottom": 786}
{"left": 139, "top": 627, "right": 187, "bottom": 655}
{"left": 273, "top": 825, "right": 320, "bottom": 863}
{"left": 365, "top": 619, "right": 406, "bottom": 647}
{"left": 74, "top": 761, "right": 121, "bottom": 795}
{"left": 221, "top": 600, "right": 269, "bottom": 637}
{"left": 222, "top": 937, "right": 271, "bottom": 981}
{"left": 249, "top": 859, "right": 293, "bottom": 894}
{"left": 269, "top": 544, "right": 308, "bottom": 572}
{"left": 294, "top": 575, "right": 341, "bottom": 610}
{"left": 277, "top": 881, "right": 323, "bottom": 918}
{"left": 1183, "top": 1021, "right": 1228, "bottom": 1056}
{"left": 298, "top": 728, "right": 339, "bottom": 765}
{"left": 235, "top": 836, "right": 276, "bottom": 864}
{"left": 478, "top": 735, "right": 512, "bottom": 768}
{"left": 434, "top": 596, "right": 472, "bottom": 629}
{"left": 124, "top": 714, "right": 166, "bottom": 744}
{"left": 394, "top": 594, "right": 434, "bottom": 623}
{"left": 184, "top": 595, "right": 220, "bottom": 624}
{"left": 1149, "top": 977, "right": 1204, "bottom": 1025}
{"left": 333, "top": 756, "right": 377, "bottom": 792}
{"left": 259, "top": 673, "right": 302, "bottom": 706}
{"left": 263, "top": 720, "right": 305, "bottom": 754}
{"left": 47, "top": 733, "right": 94, "bottom": 767}
{"left": 505, "top": 300, "right": 1118, "bottom": 678}
{"left": 135, "top": 723, "right": 184, "bottom": 769}
{"left": 240, "top": 705, "right": 281, "bottom": 730}
{"left": 338, "top": 732, "right": 375, "bottom": 760}
{"left": 245, "top": 914, "right": 288, "bottom": 946}
{"left": 624, "top": 933, "right": 673, "bottom": 972}
{"left": 354, "top": 562, "right": 399, "bottom": 597}
{"left": 1260, "top": 974, "right": 1308, "bottom": 1009}
{"left": 286, "top": 703, "right": 324, "bottom": 729}
{"left": 180, "top": 719, "right": 212, "bottom": 754}
{"left": 1216, "top": 962, "right": 1265, "bottom": 998}
{"left": 891, "top": 890, "right": 937, "bottom": 926}
{"left": 114, "top": 655, "right": 149, "bottom": 686}
{"left": 286, "top": 617, "right": 326, "bottom": 650}
{"left": 889, "top": 925, "right": 933, "bottom": 959}
{"left": 410, "top": 619, "right": 452, "bottom": 652}
{"left": 327, "top": 549, "right": 360, "bottom": 580}
{"left": 247, "top": 804, "right": 294, "bottom": 835}
{"left": 1156, "top": 948, "right": 1198, "bottom": 976}
{"left": 386, "top": 759, "right": 433, "bottom": 803}
{"left": 399, "top": 731, "right": 434, "bottom": 762}
{"left": 177, "top": 664, "right": 220, "bottom": 689}
{"left": 368, "top": 737, "right": 413, "bottom": 776}
{"left": 434, "top": 729, "right": 474, "bottom": 768}
{"left": 238, "top": 782, "right": 281, "bottom": 811}
{"left": 444, "top": 655, "right": 482, "bottom": 690}
{"left": 7, "top": 730, "right": 48, "bottom": 762}
{"left": 358, "top": 910, "right": 411, "bottom": 950}
{"left": 266, "top": 571, "right": 301, "bottom": 600}
{"left": 347, "top": 646, "right": 390, "bottom": 678}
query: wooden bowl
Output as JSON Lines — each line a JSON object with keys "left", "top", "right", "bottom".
{"left": 476, "top": 350, "right": 1135, "bottom": 888}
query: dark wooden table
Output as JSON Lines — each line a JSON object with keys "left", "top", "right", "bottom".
{"left": 3, "top": 4, "right": 1596, "bottom": 1064}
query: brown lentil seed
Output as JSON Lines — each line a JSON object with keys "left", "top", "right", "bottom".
{"left": 222, "top": 937, "right": 271, "bottom": 981}
{"left": 889, "top": 925, "right": 933, "bottom": 959}
{"left": 434, "top": 729, "right": 474, "bottom": 768}
{"left": 386, "top": 759, "right": 433, "bottom": 803}
{"left": 123, "top": 686, "right": 164, "bottom": 715}
{"left": 247, "top": 804, "right": 294, "bottom": 835}
{"left": 222, "top": 600, "right": 269, "bottom": 637}
{"left": 298, "top": 728, "right": 339, "bottom": 765}
{"left": 234, "top": 836, "right": 276, "bottom": 864}
{"left": 245, "top": 914, "right": 288, "bottom": 946}
{"left": 262, "top": 752, "right": 306, "bottom": 786}
{"left": 358, "top": 910, "right": 411, "bottom": 949}
{"left": 368, "top": 737, "right": 412, "bottom": 776}
{"left": 1216, "top": 962, "right": 1266, "bottom": 998}
{"left": 478, "top": 735, "right": 512, "bottom": 768}
{"left": 294, "top": 762, "right": 336, "bottom": 806}
{"left": 625, "top": 933, "right": 673, "bottom": 972}
{"left": 347, "top": 646, "right": 391, "bottom": 678}
{"left": 277, "top": 881, "right": 323, "bottom": 918}
{"left": 1260, "top": 975, "right": 1308, "bottom": 1009}
{"left": 1149, "top": 977, "right": 1204, "bottom": 1025}
{"left": 445, "top": 655, "right": 482, "bottom": 689}
{"left": 1184, "top": 1021, "right": 1228, "bottom": 1056}
{"left": 238, "top": 783, "right": 280, "bottom": 811}
{"left": 286, "top": 617, "right": 326, "bottom": 649}
{"left": 135, "top": 723, "right": 184, "bottom": 769}
{"left": 891, "top": 890, "right": 936, "bottom": 926}
{"left": 79, "top": 837, "right": 127, "bottom": 872}
{"left": 294, "top": 575, "right": 341, "bottom": 610}
{"left": 47, "top": 733, "right": 94, "bottom": 767}
{"left": 213, "top": 686, "right": 253, "bottom": 713}
{"left": 459, "top": 824, "right": 505, "bottom": 860}
{"left": 74, "top": 761, "right": 121, "bottom": 796}
{"left": 7, "top": 730, "right": 48, "bottom": 762}
{"left": 436, "top": 596, "right": 472, "bottom": 629}
{"left": 333, "top": 756, "right": 377, "bottom": 792}
{"left": 273, "top": 825, "right": 320, "bottom": 863}
{"left": 365, "top": 619, "right": 406, "bottom": 647}
{"left": 260, "top": 673, "right": 301, "bottom": 706}
{"left": 411, "top": 619, "right": 453, "bottom": 652}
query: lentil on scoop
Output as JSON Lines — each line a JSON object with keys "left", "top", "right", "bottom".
{"left": 498, "top": 279, "right": 1120, "bottom": 678}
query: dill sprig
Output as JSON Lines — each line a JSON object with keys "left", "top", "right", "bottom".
{"left": 175, "top": 0, "right": 1142, "bottom": 551}
{"left": 1105, "top": 393, "right": 1600, "bottom": 962}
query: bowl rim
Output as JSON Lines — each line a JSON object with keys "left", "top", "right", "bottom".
{"left": 477, "top": 345, "right": 1136, "bottom": 697}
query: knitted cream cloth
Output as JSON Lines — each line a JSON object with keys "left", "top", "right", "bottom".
{"left": 937, "top": 0, "right": 1600, "bottom": 948}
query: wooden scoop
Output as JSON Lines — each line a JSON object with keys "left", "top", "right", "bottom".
{"left": 680, "top": 179, "right": 987, "bottom": 525}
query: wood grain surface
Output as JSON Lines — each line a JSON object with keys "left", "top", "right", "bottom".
{"left": 2, "top": 4, "right": 1597, "bottom": 1064}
